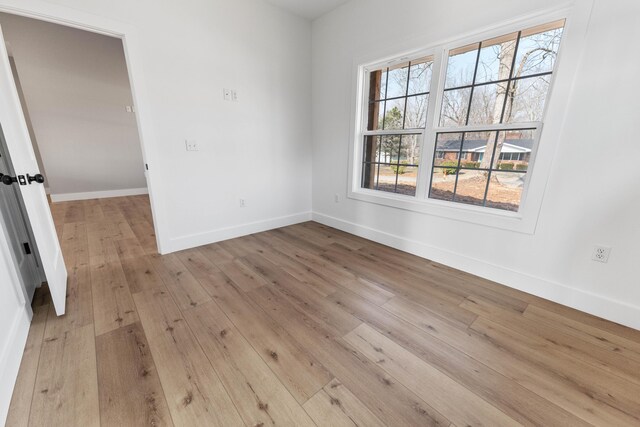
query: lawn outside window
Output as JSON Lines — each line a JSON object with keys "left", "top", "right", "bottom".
{"left": 347, "top": 5, "right": 590, "bottom": 233}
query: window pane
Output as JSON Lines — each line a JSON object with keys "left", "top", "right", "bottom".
{"left": 361, "top": 163, "right": 380, "bottom": 190}
{"left": 370, "top": 69, "right": 387, "bottom": 101}
{"left": 440, "top": 87, "right": 471, "bottom": 127}
{"left": 492, "top": 129, "right": 534, "bottom": 170}
{"left": 445, "top": 43, "right": 479, "bottom": 89}
{"left": 515, "top": 20, "right": 565, "bottom": 78}
{"left": 362, "top": 135, "right": 382, "bottom": 163}
{"left": 405, "top": 94, "right": 428, "bottom": 129}
{"left": 461, "top": 131, "right": 494, "bottom": 169}
{"left": 453, "top": 169, "right": 488, "bottom": 206}
{"left": 434, "top": 133, "right": 462, "bottom": 167}
{"left": 485, "top": 171, "right": 525, "bottom": 211}
{"left": 382, "top": 98, "right": 405, "bottom": 130}
{"left": 377, "top": 164, "right": 398, "bottom": 193}
{"left": 408, "top": 57, "right": 433, "bottom": 95}
{"left": 386, "top": 62, "right": 410, "bottom": 98}
{"left": 504, "top": 75, "right": 550, "bottom": 123}
{"left": 367, "top": 101, "right": 385, "bottom": 131}
{"left": 380, "top": 135, "right": 401, "bottom": 164}
{"left": 396, "top": 166, "right": 418, "bottom": 196}
{"left": 429, "top": 167, "right": 456, "bottom": 201}
{"left": 476, "top": 32, "right": 518, "bottom": 84}
{"left": 467, "top": 82, "right": 509, "bottom": 125}
{"left": 399, "top": 135, "right": 420, "bottom": 165}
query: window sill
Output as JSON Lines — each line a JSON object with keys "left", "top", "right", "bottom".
{"left": 347, "top": 188, "right": 537, "bottom": 234}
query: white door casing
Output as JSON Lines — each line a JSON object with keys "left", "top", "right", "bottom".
{"left": 0, "top": 25, "right": 67, "bottom": 315}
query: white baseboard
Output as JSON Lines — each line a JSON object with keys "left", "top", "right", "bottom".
{"left": 312, "top": 211, "right": 640, "bottom": 331}
{"left": 0, "top": 307, "right": 30, "bottom": 426}
{"left": 50, "top": 187, "right": 148, "bottom": 202}
{"left": 168, "top": 211, "right": 312, "bottom": 253}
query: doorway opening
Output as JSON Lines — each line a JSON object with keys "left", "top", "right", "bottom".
{"left": 0, "top": 11, "right": 161, "bottom": 306}
{"left": 0, "top": 13, "right": 150, "bottom": 203}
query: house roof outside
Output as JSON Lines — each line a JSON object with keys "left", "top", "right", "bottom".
{"left": 437, "top": 138, "right": 533, "bottom": 153}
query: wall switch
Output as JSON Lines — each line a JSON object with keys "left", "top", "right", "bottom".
{"left": 125, "top": 105, "right": 134, "bottom": 113}
{"left": 222, "top": 89, "right": 234, "bottom": 101}
{"left": 592, "top": 245, "right": 612, "bottom": 263}
{"left": 185, "top": 140, "right": 198, "bottom": 151}
{"left": 223, "top": 88, "right": 238, "bottom": 102}
{"left": 334, "top": 193, "right": 340, "bottom": 203}
{"left": 239, "top": 198, "right": 246, "bottom": 207}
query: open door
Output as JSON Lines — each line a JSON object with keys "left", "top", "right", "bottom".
{"left": 0, "top": 25, "right": 67, "bottom": 315}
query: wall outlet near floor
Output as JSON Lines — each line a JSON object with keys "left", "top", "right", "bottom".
{"left": 592, "top": 245, "right": 612, "bottom": 263}
{"left": 239, "top": 198, "right": 246, "bottom": 207}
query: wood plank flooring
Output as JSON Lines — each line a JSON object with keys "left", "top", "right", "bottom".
{"left": 7, "top": 195, "right": 640, "bottom": 426}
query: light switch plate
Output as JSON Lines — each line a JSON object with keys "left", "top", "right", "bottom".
{"left": 185, "top": 140, "right": 198, "bottom": 151}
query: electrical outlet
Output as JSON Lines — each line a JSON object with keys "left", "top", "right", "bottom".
{"left": 334, "top": 193, "right": 340, "bottom": 203}
{"left": 185, "top": 140, "right": 198, "bottom": 151}
{"left": 231, "top": 90, "right": 238, "bottom": 102}
{"left": 592, "top": 245, "right": 611, "bottom": 263}
{"left": 239, "top": 198, "right": 246, "bottom": 208}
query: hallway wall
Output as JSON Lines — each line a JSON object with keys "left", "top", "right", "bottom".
{"left": 0, "top": 13, "right": 146, "bottom": 200}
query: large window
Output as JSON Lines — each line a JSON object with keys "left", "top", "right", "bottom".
{"left": 356, "top": 19, "right": 565, "bottom": 213}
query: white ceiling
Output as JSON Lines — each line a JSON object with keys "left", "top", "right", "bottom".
{"left": 264, "top": 0, "right": 350, "bottom": 20}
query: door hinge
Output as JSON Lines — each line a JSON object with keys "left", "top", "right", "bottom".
{"left": 23, "top": 242, "right": 32, "bottom": 255}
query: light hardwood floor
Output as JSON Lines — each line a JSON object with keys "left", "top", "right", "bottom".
{"left": 6, "top": 195, "right": 640, "bottom": 426}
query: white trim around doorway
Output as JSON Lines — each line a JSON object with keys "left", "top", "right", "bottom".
{"left": 0, "top": 0, "right": 169, "bottom": 253}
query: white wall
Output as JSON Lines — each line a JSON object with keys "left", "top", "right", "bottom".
{"left": 311, "top": 0, "right": 640, "bottom": 329}
{"left": 0, "top": 12, "right": 147, "bottom": 198}
{"left": 0, "top": 0, "right": 313, "bottom": 252}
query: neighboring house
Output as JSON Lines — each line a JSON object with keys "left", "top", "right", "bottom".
{"left": 435, "top": 138, "right": 533, "bottom": 165}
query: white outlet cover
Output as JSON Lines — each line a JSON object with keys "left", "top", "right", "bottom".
{"left": 592, "top": 245, "right": 612, "bottom": 263}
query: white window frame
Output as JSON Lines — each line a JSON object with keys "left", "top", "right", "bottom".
{"left": 346, "top": 1, "right": 593, "bottom": 234}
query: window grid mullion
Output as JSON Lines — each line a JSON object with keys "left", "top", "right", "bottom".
{"left": 481, "top": 131, "right": 503, "bottom": 206}
{"left": 464, "top": 42, "right": 483, "bottom": 126}
{"left": 401, "top": 62, "right": 412, "bottom": 130}
{"left": 499, "top": 31, "right": 523, "bottom": 124}
{"left": 451, "top": 132, "right": 467, "bottom": 200}
{"left": 394, "top": 135, "right": 403, "bottom": 192}
{"left": 440, "top": 70, "right": 553, "bottom": 93}
{"left": 380, "top": 68, "right": 390, "bottom": 131}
